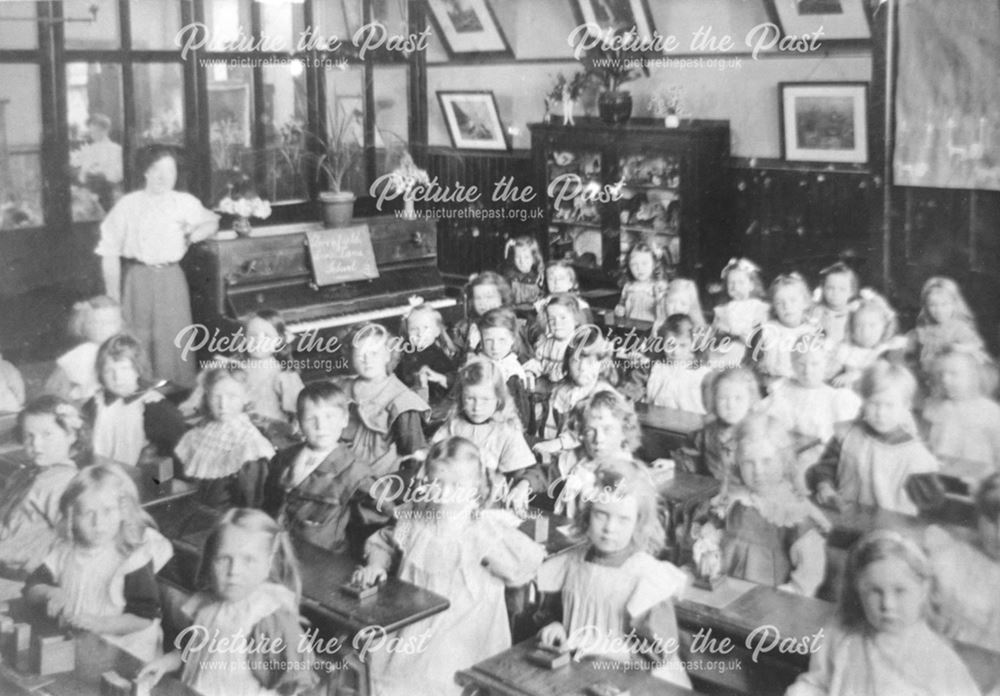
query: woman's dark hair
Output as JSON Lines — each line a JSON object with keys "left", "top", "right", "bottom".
{"left": 136, "top": 144, "right": 179, "bottom": 178}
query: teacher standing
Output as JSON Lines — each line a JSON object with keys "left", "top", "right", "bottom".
{"left": 96, "top": 145, "right": 219, "bottom": 388}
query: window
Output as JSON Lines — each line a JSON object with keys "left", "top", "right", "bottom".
{"left": 0, "top": 65, "right": 43, "bottom": 231}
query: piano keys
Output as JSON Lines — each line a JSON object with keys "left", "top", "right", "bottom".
{"left": 183, "top": 216, "right": 461, "bottom": 379}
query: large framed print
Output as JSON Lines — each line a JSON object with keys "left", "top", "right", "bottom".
{"left": 779, "top": 82, "right": 869, "bottom": 164}
{"left": 437, "top": 90, "right": 509, "bottom": 151}
{"left": 765, "top": 0, "right": 871, "bottom": 41}
{"left": 425, "top": 0, "right": 511, "bottom": 58}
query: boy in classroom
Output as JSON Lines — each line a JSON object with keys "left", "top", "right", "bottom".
{"left": 261, "top": 381, "right": 372, "bottom": 555}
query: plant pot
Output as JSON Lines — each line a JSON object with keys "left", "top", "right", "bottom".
{"left": 598, "top": 90, "right": 633, "bottom": 125}
{"left": 320, "top": 191, "right": 355, "bottom": 228}
{"left": 664, "top": 113, "right": 680, "bottom": 128}
{"left": 232, "top": 215, "right": 253, "bottom": 237}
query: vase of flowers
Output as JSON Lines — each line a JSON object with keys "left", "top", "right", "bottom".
{"left": 546, "top": 72, "right": 587, "bottom": 126}
{"left": 577, "top": 27, "right": 650, "bottom": 125}
{"left": 387, "top": 152, "right": 430, "bottom": 218}
{"left": 218, "top": 172, "right": 272, "bottom": 237}
{"left": 650, "top": 87, "right": 685, "bottom": 128}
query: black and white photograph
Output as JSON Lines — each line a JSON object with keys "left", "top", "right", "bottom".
{"left": 0, "top": 1, "right": 998, "bottom": 696}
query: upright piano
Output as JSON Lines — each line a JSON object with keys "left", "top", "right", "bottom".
{"left": 183, "top": 216, "right": 460, "bottom": 377}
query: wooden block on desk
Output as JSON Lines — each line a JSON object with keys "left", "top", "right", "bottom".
{"left": 526, "top": 644, "right": 571, "bottom": 669}
{"left": 31, "top": 633, "right": 75, "bottom": 675}
{"left": 533, "top": 515, "right": 549, "bottom": 543}
{"left": 340, "top": 581, "right": 380, "bottom": 600}
{"left": 12, "top": 622, "right": 30, "bottom": 671}
{"left": 587, "top": 683, "right": 630, "bottom": 696}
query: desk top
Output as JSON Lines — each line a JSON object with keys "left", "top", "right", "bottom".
{"left": 0, "top": 450, "right": 196, "bottom": 510}
{"left": 456, "top": 638, "right": 701, "bottom": 696}
{"left": 0, "top": 630, "right": 196, "bottom": 696}
{"left": 167, "top": 527, "right": 450, "bottom": 636}
{"left": 655, "top": 471, "right": 720, "bottom": 507}
{"left": 635, "top": 403, "right": 705, "bottom": 438}
{"left": 520, "top": 511, "right": 583, "bottom": 560}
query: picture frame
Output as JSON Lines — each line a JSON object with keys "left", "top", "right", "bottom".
{"left": 764, "top": 0, "right": 871, "bottom": 42}
{"left": 425, "top": 0, "right": 511, "bottom": 58}
{"left": 437, "top": 90, "right": 508, "bottom": 151}
{"left": 779, "top": 82, "right": 869, "bottom": 164}
{"left": 569, "top": 0, "right": 655, "bottom": 41}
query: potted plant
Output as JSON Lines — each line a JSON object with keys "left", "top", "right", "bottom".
{"left": 578, "top": 27, "right": 649, "bottom": 125}
{"left": 650, "top": 86, "right": 685, "bottom": 128}
{"left": 309, "top": 105, "right": 364, "bottom": 227}
{"left": 546, "top": 72, "right": 587, "bottom": 126}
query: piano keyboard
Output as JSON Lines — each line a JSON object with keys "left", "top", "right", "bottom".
{"left": 286, "top": 297, "right": 458, "bottom": 335}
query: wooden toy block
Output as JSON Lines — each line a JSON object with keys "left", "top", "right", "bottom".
{"left": 533, "top": 515, "right": 549, "bottom": 543}
{"left": 12, "top": 622, "right": 31, "bottom": 671}
{"left": 526, "top": 643, "right": 570, "bottom": 669}
{"left": 101, "top": 670, "right": 132, "bottom": 696}
{"left": 587, "top": 684, "right": 630, "bottom": 696}
{"left": 31, "top": 633, "right": 75, "bottom": 675}
{"left": 693, "top": 574, "right": 725, "bottom": 591}
{"left": 340, "top": 581, "right": 379, "bottom": 600}
{"left": 0, "top": 614, "right": 14, "bottom": 663}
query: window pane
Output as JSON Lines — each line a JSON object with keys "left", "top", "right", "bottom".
{"left": 0, "top": 3, "right": 37, "bottom": 50}
{"left": 260, "top": 1, "right": 306, "bottom": 49}
{"left": 0, "top": 65, "right": 43, "bottom": 230}
{"left": 261, "top": 64, "right": 308, "bottom": 202}
{"left": 372, "top": 0, "right": 408, "bottom": 37}
{"left": 315, "top": 0, "right": 360, "bottom": 39}
{"left": 207, "top": 66, "right": 253, "bottom": 202}
{"left": 324, "top": 67, "right": 365, "bottom": 197}
{"left": 64, "top": 0, "right": 120, "bottom": 49}
{"left": 131, "top": 1, "right": 182, "bottom": 50}
{"left": 204, "top": 0, "right": 251, "bottom": 48}
{"left": 66, "top": 63, "right": 124, "bottom": 223}
{"left": 374, "top": 65, "right": 409, "bottom": 178}
{"left": 133, "top": 63, "right": 185, "bottom": 148}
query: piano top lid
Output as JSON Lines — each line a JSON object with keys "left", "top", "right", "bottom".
{"left": 214, "top": 221, "right": 325, "bottom": 240}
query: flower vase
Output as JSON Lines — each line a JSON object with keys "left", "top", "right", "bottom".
{"left": 233, "top": 215, "right": 252, "bottom": 237}
{"left": 403, "top": 197, "right": 416, "bottom": 219}
{"left": 665, "top": 113, "right": 680, "bottom": 128}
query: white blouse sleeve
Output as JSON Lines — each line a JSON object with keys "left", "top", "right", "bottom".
{"left": 96, "top": 194, "right": 130, "bottom": 257}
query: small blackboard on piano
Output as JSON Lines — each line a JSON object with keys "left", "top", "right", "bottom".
{"left": 305, "top": 225, "right": 380, "bottom": 286}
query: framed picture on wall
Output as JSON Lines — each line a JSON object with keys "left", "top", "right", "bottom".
{"left": 425, "top": 0, "right": 511, "bottom": 58}
{"left": 570, "top": 0, "right": 655, "bottom": 40}
{"left": 437, "top": 90, "right": 508, "bottom": 151}
{"left": 779, "top": 82, "right": 868, "bottom": 164}
{"left": 764, "top": 0, "right": 870, "bottom": 41}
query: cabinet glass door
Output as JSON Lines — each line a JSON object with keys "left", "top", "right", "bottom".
{"left": 545, "top": 147, "right": 604, "bottom": 266}
{"left": 615, "top": 148, "right": 682, "bottom": 275}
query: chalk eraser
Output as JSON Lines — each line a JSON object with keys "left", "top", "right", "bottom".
{"left": 31, "top": 633, "right": 75, "bottom": 675}
{"left": 533, "top": 516, "right": 549, "bottom": 543}
{"left": 526, "top": 645, "right": 570, "bottom": 669}
{"left": 587, "top": 684, "right": 630, "bottom": 696}
{"left": 340, "top": 582, "right": 379, "bottom": 600}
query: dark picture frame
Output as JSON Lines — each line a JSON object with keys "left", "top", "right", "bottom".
{"left": 436, "top": 90, "right": 509, "bottom": 151}
{"left": 764, "top": 0, "right": 871, "bottom": 42}
{"left": 569, "top": 0, "right": 655, "bottom": 40}
{"left": 779, "top": 81, "right": 869, "bottom": 164}
{"left": 425, "top": 0, "right": 512, "bottom": 59}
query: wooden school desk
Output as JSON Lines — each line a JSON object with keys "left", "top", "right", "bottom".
{"left": 635, "top": 403, "right": 705, "bottom": 458}
{"left": 455, "top": 637, "right": 702, "bottom": 696}
{"left": 675, "top": 575, "right": 835, "bottom": 696}
{"left": 653, "top": 471, "right": 720, "bottom": 564}
{"left": 0, "top": 627, "right": 196, "bottom": 696}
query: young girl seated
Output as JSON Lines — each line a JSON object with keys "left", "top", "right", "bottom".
{"left": 812, "top": 361, "right": 938, "bottom": 515}
{"left": 830, "top": 290, "right": 903, "bottom": 389}
{"left": 786, "top": 530, "right": 981, "bottom": 696}
{"left": 138, "top": 509, "right": 318, "bottom": 696}
{"left": 180, "top": 310, "right": 304, "bottom": 439}
{"left": 84, "top": 333, "right": 186, "bottom": 467}
{"left": 554, "top": 389, "right": 642, "bottom": 517}
{"left": 262, "top": 381, "right": 370, "bottom": 554}
{"left": 527, "top": 293, "right": 584, "bottom": 390}
{"left": 533, "top": 261, "right": 592, "bottom": 337}
{"left": 353, "top": 437, "right": 544, "bottom": 696}
{"left": 477, "top": 308, "right": 531, "bottom": 427}
{"left": 501, "top": 235, "right": 544, "bottom": 305}
{"left": 23, "top": 464, "right": 173, "bottom": 661}
{"left": 644, "top": 313, "right": 713, "bottom": 414}
{"left": 679, "top": 367, "right": 761, "bottom": 485}
{"left": 754, "top": 272, "right": 820, "bottom": 386}
{"left": 763, "top": 338, "right": 862, "bottom": 482}
{"left": 716, "top": 414, "right": 828, "bottom": 596}
{"left": 432, "top": 359, "right": 543, "bottom": 515}
{"left": 921, "top": 346, "right": 1000, "bottom": 472}
{"left": 395, "top": 302, "right": 457, "bottom": 406}
{"left": 0, "top": 397, "right": 85, "bottom": 579}
{"left": 452, "top": 272, "right": 526, "bottom": 359}
{"left": 654, "top": 277, "right": 706, "bottom": 334}
{"left": 0, "top": 349, "right": 25, "bottom": 414}
{"left": 712, "top": 257, "right": 769, "bottom": 343}
{"left": 174, "top": 367, "right": 275, "bottom": 508}
{"left": 341, "top": 323, "right": 429, "bottom": 478}
{"left": 908, "top": 276, "right": 985, "bottom": 378}
{"left": 44, "top": 295, "right": 123, "bottom": 404}
{"left": 615, "top": 243, "right": 667, "bottom": 323}
{"left": 537, "top": 462, "right": 691, "bottom": 688}
{"left": 811, "top": 262, "right": 859, "bottom": 346}
{"left": 923, "top": 473, "right": 1000, "bottom": 654}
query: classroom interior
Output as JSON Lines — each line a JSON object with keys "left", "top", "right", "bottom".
{"left": 0, "top": 1, "right": 999, "bottom": 695}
